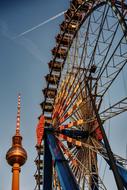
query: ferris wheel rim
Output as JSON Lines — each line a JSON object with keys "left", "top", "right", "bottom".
{"left": 42, "top": 0, "right": 127, "bottom": 115}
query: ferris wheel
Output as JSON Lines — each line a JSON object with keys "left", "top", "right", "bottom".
{"left": 34, "top": 0, "right": 127, "bottom": 189}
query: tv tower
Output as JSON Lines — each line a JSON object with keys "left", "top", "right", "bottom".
{"left": 6, "top": 94, "right": 27, "bottom": 190}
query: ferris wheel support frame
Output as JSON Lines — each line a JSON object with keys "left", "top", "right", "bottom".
{"left": 86, "top": 81, "right": 125, "bottom": 190}
{"left": 43, "top": 132, "right": 80, "bottom": 190}
{"left": 43, "top": 135, "right": 52, "bottom": 190}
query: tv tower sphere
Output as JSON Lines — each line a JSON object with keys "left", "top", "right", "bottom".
{"left": 6, "top": 134, "right": 27, "bottom": 167}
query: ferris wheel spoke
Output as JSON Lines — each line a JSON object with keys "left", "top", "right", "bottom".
{"left": 54, "top": 76, "right": 95, "bottom": 127}
{"left": 57, "top": 81, "right": 82, "bottom": 118}
{"left": 56, "top": 139, "right": 104, "bottom": 190}
{"left": 53, "top": 70, "right": 86, "bottom": 121}
{"left": 66, "top": 148, "right": 94, "bottom": 188}
{"left": 54, "top": 76, "right": 71, "bottom": 106}
{"left": 53, "top": 74, "right": 76, "bottom": 118}
{"left": 56, "top": 130, "right": 127, "bottom": 189}
{"left": 56, "top": 133, "right": 102, "bottom": 154}
{"left": 56, "top": 137, "right": 78, "bottom": 163}
{"left": 57, "top": 7, "right": 109, "bottom": 115}
{"left": 56, "top": 133, "right": 82, "bottom": 147}
{"left": 55, "top": 37, "right": 126, "bottom": 125}
{"left": 53, "top": 168, "right": 62, "bottom": 190}
{"left": 57, "top": 98, "right": 83, "bottom": 124}
{"left": 54, "top": 66, "right": 98, "bottom": 125}
{"left": 53, "top": 8, "right": 108, "bottom": 121}
{"left": 56, "top": 77, "right": 84, "bottom": 119}
{"left": 68, "top": 137, "right": 107, "bottom": 189}
{"left": 58, "top": 119, "right": 85, "bottom": 130}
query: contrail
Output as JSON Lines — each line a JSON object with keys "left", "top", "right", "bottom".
{"left": 14, "top": 10, "right": 66, "bottom": 39}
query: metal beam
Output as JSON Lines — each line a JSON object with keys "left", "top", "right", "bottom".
{"left": 43, "top": 135, "right": 52, "bottom": 190}
{"left": 57, "top": 129, "right": 89, "bottom": 139}
{"left": 91, "top": 165, "right": 99, "bottom": 190}
{"left": 47, "top": 133, "right": 80, "bottom": 190}
{"left": 86, "top": 81, "right": 124, "bottom": 190}
{"left": 100, "top": 147, "right": 127, "bottom": 189}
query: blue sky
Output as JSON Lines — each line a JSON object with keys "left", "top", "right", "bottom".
{"left": 0, "top": 1, "right": 127, "bottom": 189}
{"left": 0, "top": 0, "right": 68, "bottom": 189}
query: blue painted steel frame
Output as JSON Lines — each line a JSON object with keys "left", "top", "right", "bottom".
{"left": 59, "top": 129, "right": 89, "bottom": 139}
{"left": 100, "top": 143, "right": 127, "bottom": 189}
{"left": 47, "top": 133, "right": 80, "bottom": 190}
{"left": 43, "top": 135, "right": 52, "bottom": 190}
{"left": 104, "top": 157, "right": 127, "bottom": 189}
